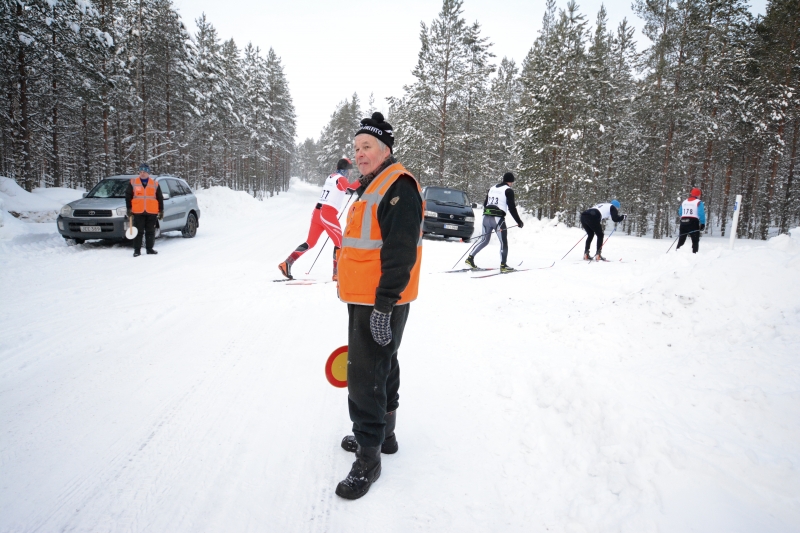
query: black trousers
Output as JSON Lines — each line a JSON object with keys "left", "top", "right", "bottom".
{"left": 133, "top": 214, "right": 158, "bottom": 251}
{"left": 347, "top": 303, "right": 410, "bottom": 448}
{"left": 580, "top": 211, "right": 604, "bottom": 253}
{"left": 471, "top": 216, "right": 509, "bottom": 264}
{"left": 677, "top": 218, "right": 700, "bottom": 253}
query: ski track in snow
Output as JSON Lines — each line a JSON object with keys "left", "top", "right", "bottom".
{"left": 1, "top": 179, "right": 799, "bottom": 532}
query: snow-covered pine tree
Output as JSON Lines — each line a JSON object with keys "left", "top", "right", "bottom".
{"left": 262, "top": 47, "right": 296, "bottom": 195}
{"left": 516, "top": 0, "right": 589, "bottom": 222}
{"left": 482, "top": 58, "right": 520, "bottom": 197}
{"left": 317, "top": 94, "right": 361, "bottom": 183}
{"left": 390, "top": 0, "right": 473, "bottom": 184}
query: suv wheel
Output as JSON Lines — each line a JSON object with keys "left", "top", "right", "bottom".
{"left": 181, "top": 213, "right": 197, "bottom": 238}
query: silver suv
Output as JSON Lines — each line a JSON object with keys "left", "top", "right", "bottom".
{"left": 57, "top": 174, "right": 200, "bottom": 244}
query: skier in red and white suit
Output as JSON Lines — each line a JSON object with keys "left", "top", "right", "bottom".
{"left": 278, "top": 158, "right": 360, "bottom": 280}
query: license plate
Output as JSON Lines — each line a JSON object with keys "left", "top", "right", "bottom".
{"left": 444, "top": 224, "right": 458, "bottom": 230}
{"left": 80, "top": 226, "right": 102, "bottom": 232}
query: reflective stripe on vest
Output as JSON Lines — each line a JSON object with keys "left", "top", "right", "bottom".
{"left": 131, "top": 177, "right": 160, "bottom": 214}
{"left": 338, "top": 162, "right": 423, "bottom": 305}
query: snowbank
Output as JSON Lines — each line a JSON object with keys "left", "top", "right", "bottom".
{"left": 194, "top": 178, "right": 322, "bottom": 219}
{"left": 32, "top": 185, "right": 85, "bottom": 207}
{"left": 194, "top": 186, "right": 266, "bottom": 218}
{"left": 0, "top": 177, "right": 83, "bottom": 223}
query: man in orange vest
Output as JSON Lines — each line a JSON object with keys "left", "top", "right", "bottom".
{"left": 125, "top": 163, "right": 164, "bottom": 257}
{"left": 334, "top": 113, "right": 424, "bottom": 500}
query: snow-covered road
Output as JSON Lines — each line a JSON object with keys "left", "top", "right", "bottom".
{"left": 1, "top": 180, "right": 799, "bottom": 532}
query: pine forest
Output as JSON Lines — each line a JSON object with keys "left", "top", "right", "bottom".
{"left": 1, "top": 0, "right": 296, "bottom": 198}
{"left": 3, "top": 0, "right": 799, "bottom": 238}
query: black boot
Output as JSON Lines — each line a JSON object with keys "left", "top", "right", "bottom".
{"left": 341, "top": 410, "right": 398, "bottom": 454}
{"left": 335, "top": 445, "right": 381, "bottom": 500}
{"left": 278, "top": 260, "right": 293, "bottom": 280}
{"left": 133, "top": 249, "right": 141, "bottom": 257}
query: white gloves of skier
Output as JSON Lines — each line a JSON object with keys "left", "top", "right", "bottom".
{"left": 370, "top": 309, "right": 392, "bottom": 347}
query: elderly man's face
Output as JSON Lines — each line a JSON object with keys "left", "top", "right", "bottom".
{"left": 354, "top": 135, "right": 389, "bottom": 176}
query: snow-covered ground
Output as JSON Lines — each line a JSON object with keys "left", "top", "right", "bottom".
{"left": 1, "top": 179, "right": 799, "bottom": 532}
{"left": 0, "top": 177, "right": 85, "bottom": 225}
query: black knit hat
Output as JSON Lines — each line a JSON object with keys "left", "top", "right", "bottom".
{"left": 503, "top": 172, "right": 515, "bottom": 182}
{"left": 336, "top": 158, "right": 353, "bottom": 170}
{"left": 355, "top": 112, "right": 394, "bottom": 151}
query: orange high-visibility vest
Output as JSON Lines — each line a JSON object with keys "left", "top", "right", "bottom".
{"left": 338, "top": 162, "right": 423, "bottom": 305}
{"left": 130, "top": 177, "right": 160, "bottom": 214}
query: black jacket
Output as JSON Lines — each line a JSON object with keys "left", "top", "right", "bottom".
{"left": 354, "top": 158, "right": 423, "bottom": 314}
{"left": 125, "top": 178, "right": 164, "bottom": 214}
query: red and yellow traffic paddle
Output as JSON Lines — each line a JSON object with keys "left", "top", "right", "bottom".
{"left": 325, "top": 345, "right": 348, "bottom": 388}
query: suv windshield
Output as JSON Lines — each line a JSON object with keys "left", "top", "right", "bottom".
{"left": 87, "top": 179, "right": 129, "bottom": 199}
{"left": 425, "top": 188, "right": 468, "bottom": 206}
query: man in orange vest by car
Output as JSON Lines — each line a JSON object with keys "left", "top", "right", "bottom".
{"left": 125, "top": 163, "right": 164, "bottom": 257}
{"left": 335, "top": 112, "right": 423, "bottom": 500}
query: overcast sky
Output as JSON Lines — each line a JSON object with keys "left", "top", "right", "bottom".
{"left": 172, "top": 0, "right": 768, "bottom": 143}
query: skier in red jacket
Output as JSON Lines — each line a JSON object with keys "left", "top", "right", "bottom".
{"left": 278, "top": 158, "right": 360, "bottom": 280}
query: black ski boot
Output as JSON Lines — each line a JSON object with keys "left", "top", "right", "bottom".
{"left": 594, "top": 251, "right": 607, "bottom": 262}
{"left": 335, "top": 445, "right": 381, "bottom": 500}
{"left": 278, "top": 260, "right": 293, "bottom": 280}
{"left": 464, "top": 255, "right": 477, "bottom": 269}
{"left": 583, "top": 250, "right": 591, "bottom": 261}
{"left": 341, "top": 410, "right": 398, "bottom": 454}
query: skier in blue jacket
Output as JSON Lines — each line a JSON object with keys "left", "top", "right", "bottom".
{"left": 676, "top": 187, "right": 706, "bottom": 253}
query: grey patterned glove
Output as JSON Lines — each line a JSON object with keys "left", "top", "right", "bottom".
{"left": 370, "top": 309, "right": 392, "bottom": 347}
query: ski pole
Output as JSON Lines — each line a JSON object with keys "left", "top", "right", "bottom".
{"left": 306, "top": 194, "right": 354, "bottom": 275}
{"left": 452, "top": 224, "right": 519, "bottom": 269}
{"left": 560, "top": 234, "right": 586, "bottom": 260}
{"left": 665, "top": 229, "right": 700, "bottom": 254}
{"left": 463, "top": 223, "right": 519, "bottom": 243}
{"left": 602, "top": 223, "right": 620, "bottom": 248}
{"left": 452, "top": 240, "right": 479, "bottom": 269}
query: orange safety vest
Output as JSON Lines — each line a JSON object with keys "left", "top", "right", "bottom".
{"left": 130, "top": 177, "right": 160, "bottom": 215}
{"left": 338, "top": 162, "right": 423, "bottom": 306}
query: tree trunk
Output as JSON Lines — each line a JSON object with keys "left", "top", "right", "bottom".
{"left": 719, "top": 150, "right": 735, "bottom": 236}
{"left": 52, "top": 79, "right": 60, "bottom": 188}
{"left": 779, "top": 118, "right": 799, "bottom": 233}
{"left": 83, "top": 102, "right": 91, "bottom": 188}
{"left": 17, "top": 3, "right": 32, "bottom": 191}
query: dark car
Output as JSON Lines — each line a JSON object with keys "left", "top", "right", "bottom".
{"left": 57, "top": 174, "right": 200, "bottom": 244}
{"left": 422, "top": 186, "right": 476, "bottom": 241}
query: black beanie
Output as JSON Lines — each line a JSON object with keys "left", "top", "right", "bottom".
{"left": 336, "top": 158, "right": 352, "bottom": 170}
{"left": 503, "top": 172, "right": 515, "bottom": 182}
{"left": 355, "top": 112, "right": 394, "bottom": 151}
